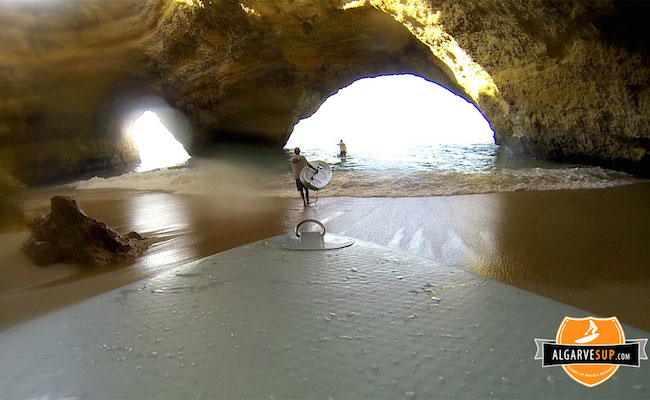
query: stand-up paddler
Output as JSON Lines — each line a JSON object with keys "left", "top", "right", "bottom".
{"left": 290, "top": 147, "right": 318, "bottom": 206}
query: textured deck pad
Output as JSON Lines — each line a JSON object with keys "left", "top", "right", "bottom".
{"left": 1, "top": 239, "right": 648, "bottom": 399}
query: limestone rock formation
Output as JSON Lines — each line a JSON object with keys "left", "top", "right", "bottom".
{"left": 430, "top": 0, "right": 650, "bottom": 173}
{"left": 0, "top": 170, "right": 25, "bottom": 230}
{"left": 0, "top": 0, "right": 648, "bottom": 182}
{"left": 22, "top": 196, "right": 147, "bottom": 266}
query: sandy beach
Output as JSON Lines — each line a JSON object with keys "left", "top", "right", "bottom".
{"left": 1, "top": 182, "right": 649, "bottom": 331}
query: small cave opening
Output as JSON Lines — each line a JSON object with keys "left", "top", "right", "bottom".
{"left": 285, "top": 74, "right": 496, "bottom": 174}
{"left": 130, "top": 111, "right": 191, "bottom": 172}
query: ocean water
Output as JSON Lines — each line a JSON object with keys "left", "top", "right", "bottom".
{"left": 297, "top": 142, "right": 499, "bottom": 173}
{"left": 72, "top": 142, "right": 645, "bottom": 198}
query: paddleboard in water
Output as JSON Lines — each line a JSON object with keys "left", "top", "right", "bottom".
{"left": 300, "top": 160, "right": 331, "bottom": 190}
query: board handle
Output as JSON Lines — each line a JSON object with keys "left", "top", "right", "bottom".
{"left": 295, "top": 219, "right": 326, "bottom": 238}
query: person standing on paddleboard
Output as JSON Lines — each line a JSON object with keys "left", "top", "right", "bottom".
{"left": 290, "top": 147, "right": 318, "bottom": 206}
{"left": 338, "top": 140, "right": 347, "bottom": 157}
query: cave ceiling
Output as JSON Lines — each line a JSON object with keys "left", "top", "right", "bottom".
{"left": 0, "top": 0, "right": 648, "bottom": 183}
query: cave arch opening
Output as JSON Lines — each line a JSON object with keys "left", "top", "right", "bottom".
{"left": 129, "top": 110, "right": 191, "bottom": 172}
{"left": 285, "top": 74, "right": 497, "bottom": 173}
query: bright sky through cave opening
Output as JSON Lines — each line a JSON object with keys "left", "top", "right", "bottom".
{"left": 130, "top": 111, "right": 191, "bottom": 172}
{"left": 285, "top": 74, "right": 494, "bottom": 153}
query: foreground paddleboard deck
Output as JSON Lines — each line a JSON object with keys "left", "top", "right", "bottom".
{"left": 1, "top": 238, "right": 648, "bottom": 398}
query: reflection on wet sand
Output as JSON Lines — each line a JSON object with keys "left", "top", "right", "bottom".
{"left": 476, "top": 183, "right": 650, "bottom": 329}
{"left": 1, "top": 183, "right": 649, "bottom": 332}
{"left": 276, "top": 184, "right": 650, "bottom": 331}
{"left": 0, "top": 188, "right": 289, "bottom": 329}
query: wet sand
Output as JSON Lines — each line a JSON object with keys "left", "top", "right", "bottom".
{"left": 0, "top": 188, "right": 290, "bottom": 329}
{"left": 1, "top": 183, "right": 649, "bottom": 331}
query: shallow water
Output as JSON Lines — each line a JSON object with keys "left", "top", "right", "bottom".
{"left": 72, "top": 143, "right": 645, "bottom": 198}
{"left": 300, "top": 142, "right": 501, "bottom": 173}
{"left": 1, "top": 182, "right": 649, "bottom": 331}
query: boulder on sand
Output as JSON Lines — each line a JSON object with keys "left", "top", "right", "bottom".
{"left": 22, "top": 196, "right": 147, "bottom": 266}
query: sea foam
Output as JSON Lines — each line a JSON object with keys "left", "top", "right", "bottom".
{"left": 73, "top": 162, "right": 644, "bottom": 198}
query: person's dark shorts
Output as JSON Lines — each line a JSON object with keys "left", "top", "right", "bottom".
{"left": 295, "top": 178, "right": 306, "bottom": 192}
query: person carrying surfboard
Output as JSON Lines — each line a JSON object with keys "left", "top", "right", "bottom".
{"left": 338, "top": 140, "right": 347, "bottom": 157}
{"left": 290, "top": 147, "right": 318, "bottom": 206}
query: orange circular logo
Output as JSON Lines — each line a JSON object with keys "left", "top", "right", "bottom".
{"left": 556, "top": 317, "right": 625, "bottom": 387}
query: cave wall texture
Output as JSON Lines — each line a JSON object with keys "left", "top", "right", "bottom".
{"left": 0, "top": 0, "right": 648, "bottom": 184}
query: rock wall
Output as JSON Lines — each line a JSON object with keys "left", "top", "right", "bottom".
{"left": 0, "top": 0, "right": 648, "bottom": 183}
{"left": 152, "top": 0, "right": 469, "bottom": 148}
{"left": 0, "top": 0, "right": 161, "bottom": 183}
{"left": 429, "top": 0, "right": 650, "bottom": 173}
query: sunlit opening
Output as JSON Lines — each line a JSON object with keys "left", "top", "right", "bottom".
{"left": 130, "top": 111, "right": 191, "bottom": 172}
{"left": 286, "top": 74, "right": 494, "bottom": 157}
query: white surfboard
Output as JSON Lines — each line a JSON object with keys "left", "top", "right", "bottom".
{"left": 300, "top": 160, "right": 331, "bottom": 190}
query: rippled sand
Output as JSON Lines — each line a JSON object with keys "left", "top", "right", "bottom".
{"left": 1, "top": 183, "right": 649, "bottom": 331}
